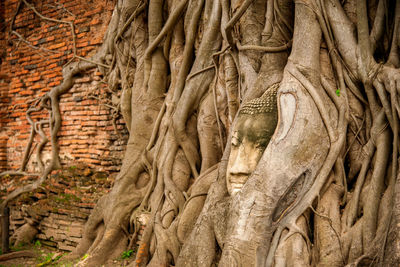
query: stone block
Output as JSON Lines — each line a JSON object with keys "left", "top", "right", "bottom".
{"left": 58, "top": 242, "right": 76, "bottom": 252}
{"left": 37, "top": 233, "right": 47, "bottom": 240}
{"left": 40, "top": 217, "right": 55, "bottom": 228}
{"left": 43, "top": 228, "right": 62, "bottom": 241}
{"left": 66, "top": 226, "right": 83, "bottom": 238}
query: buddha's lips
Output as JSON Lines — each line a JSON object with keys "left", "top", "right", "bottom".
{"left": 229, "top": 175, "right": 249, "bottom": 184}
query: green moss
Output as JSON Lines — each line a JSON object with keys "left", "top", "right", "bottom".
{"left": 52, "top": 193, "right": 81, "bottom": 204}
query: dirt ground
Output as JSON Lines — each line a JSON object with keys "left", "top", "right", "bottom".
{"left": 0, "top": 244, "right": 136, "bottom": 266}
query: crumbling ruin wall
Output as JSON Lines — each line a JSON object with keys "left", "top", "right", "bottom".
{"left": 0, "top": 0, "right": 126, "bottom": 251}
{"left": 0, "top": 0, "right": 126, "bottom": 174}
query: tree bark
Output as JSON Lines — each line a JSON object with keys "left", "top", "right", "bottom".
{"left": 5, "top": 0, "right": 400, "bottom": 266}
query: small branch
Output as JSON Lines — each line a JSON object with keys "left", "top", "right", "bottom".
{"left": 20, "top": 127, "right": 35, "bottom": 172}
{"left": 186, "top": 46, "right": 230, "bottom": 82}
{"left": 344, "top": 113, "right": 366, "bottom": 158}
{"left": 186, "top": 65, "right": 215, "bottom": 80}
{"left": 369, "top": 0, "right": 386, "bottom": 52}
{"left": 0, "top": 250, "right": 36, "bottom": 261}
{"left": 236, "top": 40, "right": 292, "bottom": 52}
{"left": 0, "top": 171, "right": 38, "bottom": 177}
{"left": 9, "top": 0, "right": 23, "bottom": 32}
{"left": 146, "top": 101, "right": 166, "bottom": 151}
{"left": 88, "top": 95, "right": 119, "bottom": 111}
{"left": 387, "top": 0, "right": 400, "bottom": 66}
{"left": 1, "top": 208, "right": 9, "bottom": 254}
{"left": 11, "top": 31, "right": 58, "bottom": 54}
{"left": 115, "top": 2, "right": 146, "bottom": 42}
{"left": 0, "top": 166, "right": 52, "bottom": 211}
{"left": 144, "top": 0, "right": 188, "bottom": 59}
{"left": 12, "top": 1, "right": 109, "bottom": 71}
{"left": 346, "top": 255, "right": 372, "bottom": 267}
{"left": 74, "top": 56, "right": 110, "bottom": 69}
{"left": 262, "top": 0, "right": 274, "bottom": 41}
{"left": 287, "top": 61, "right": 337, "bottom": 141}
{"left": 35, "top": 120, "right": 50, "bottom": 172}
{"left": 356, "top": 0, "right": 374, "bottom": 79}
{"left": 22, "top": 0, "right": 71, "bottom": 28}
{"left": 310, "top": 205, "right": 345, "bottom": 265}
{"left": 44, "top": 2, "right": 76, "bottom": 17}
{"left": 172, "top": 0, "right": 205, "bottom": 103}
{"left": 143, "top": 0, "right": 188, "bottom": 93}
{"left": 224, "top": 0, "right": 255, "bottom": 46}
{"left": 212, "top": 51, "right": 226, "bottom": 155}
{"left": 22, "top": 0, "right": 77, "bottom": 56}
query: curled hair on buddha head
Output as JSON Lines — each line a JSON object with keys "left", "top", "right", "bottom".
{"left": 239, "top": 83, "right": 279, "bottom": 115}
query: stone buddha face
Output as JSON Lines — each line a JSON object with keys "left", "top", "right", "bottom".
{"left": 226, "top": 86, "right": 278, "bottom": 196}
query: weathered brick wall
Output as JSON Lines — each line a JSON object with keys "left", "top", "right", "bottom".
{"left": 0, "top": 0, "right": 127, "bottom": 173}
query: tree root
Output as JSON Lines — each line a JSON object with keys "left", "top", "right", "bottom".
{"left": 0, "top": 251, "right": 36, "bottom": 261}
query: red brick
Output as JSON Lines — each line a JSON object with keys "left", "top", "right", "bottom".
{"left": 89, "top": 18, "right": 101, "bottom": 26}
{"left": 47, "top": 42, "right": 66, "bottom": 50}
{"left": 27, "top": 76, "right": 41, "bottom": 82}
{"left": 83, "top": 7, "right": 104, "bottom": 17}
{"left": 31, "top": 84, "right": 42, "bottom": 89}
{"left": 19, "top": 90, "right": 34, "bottom": 96}
{"left": 74, "top": 18, "right": 87, "bottom": 24}
{"left": 46, "top": 72, "right": 59, "bottom": 79}
{"left": 49, "top": 53, "right": 64, "bottom": 59}
{"left": 48, "top": 81, "right": 61, "bottom": 87}
{"left": 76, "top": 41, "right": 90, "bottom": 48}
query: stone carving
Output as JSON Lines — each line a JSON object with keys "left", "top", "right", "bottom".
{"left": 226, "top": 83, "right": 279, "bottom": 195}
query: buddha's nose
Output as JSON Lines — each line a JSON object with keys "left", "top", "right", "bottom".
{"left": 230, "top": 145, "right": 251, "bottom": 175}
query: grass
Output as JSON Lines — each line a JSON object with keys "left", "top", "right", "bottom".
{"left": 37, "top": 252, "right": 55, "bottom": 266}
{"left": 34, "top": 240, "right": 42, "bottom": 248}
{"left": 121, "top": 249, "right": 134, "bottom": 259}
{"left": 52, "top": 193, "right": 81, "bottom": 204}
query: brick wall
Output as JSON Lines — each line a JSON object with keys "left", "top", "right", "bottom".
{"left": 0, "top": 0, "right": 127, "bottom": 174}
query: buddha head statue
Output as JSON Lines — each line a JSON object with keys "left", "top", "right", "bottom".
{"left": 226, "top": 84, "right": 279, "bottom": 195}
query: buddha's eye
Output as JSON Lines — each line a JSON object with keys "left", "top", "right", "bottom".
{"left": 255, "top": 143, "right": 266, "bottom": 150}
{"left": 255, "top": 138, "right": 269, "bottom": 150}
{"left": 231, "top": 136, "right": 240, "bottom": 147}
